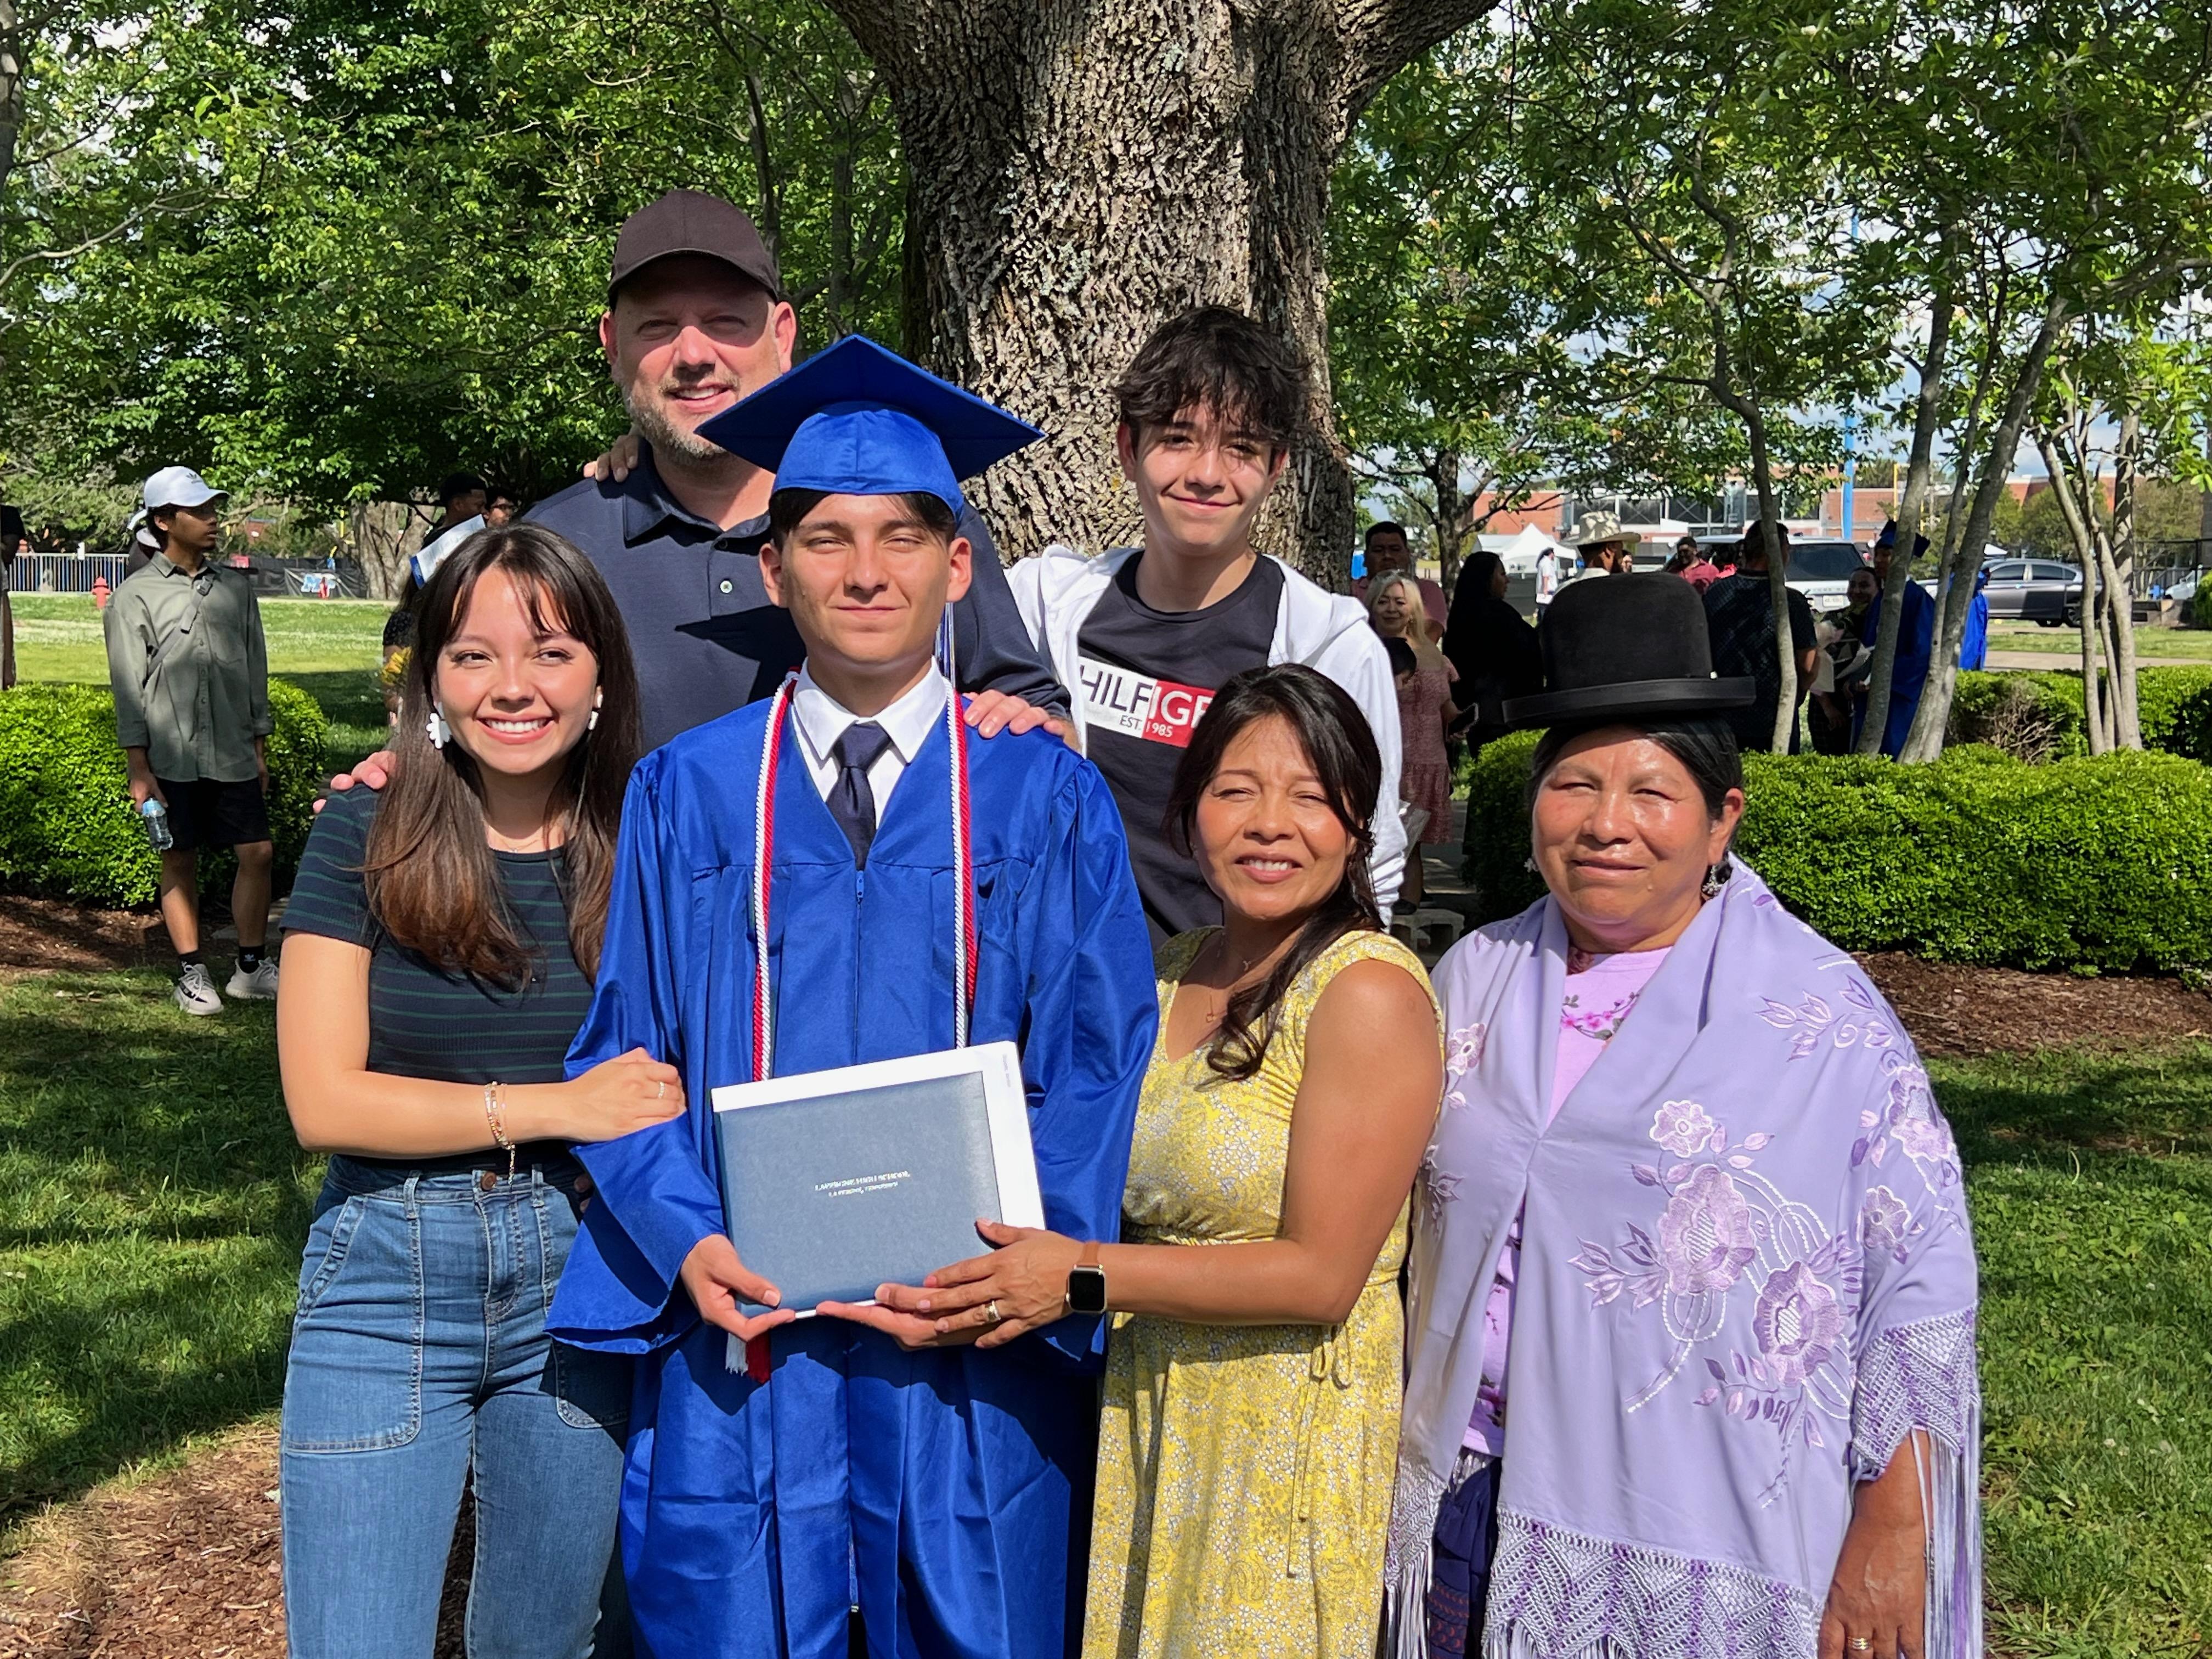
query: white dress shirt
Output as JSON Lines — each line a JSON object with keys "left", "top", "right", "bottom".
{"left": 788, "top": 662, "right": 951, "bottom": 819}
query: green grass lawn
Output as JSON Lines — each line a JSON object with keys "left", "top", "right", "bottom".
{"left": 0, "top": 970, "right": 307, "bottom": 1538}
{"left": 1987, "top": 619, "right": 2212, "bottom": 663}
{"left": 10, "top": 591, "right": 391, "bottom": 773}
{"left": 0, "top": 967, "right": 2206, "bottom": 1651}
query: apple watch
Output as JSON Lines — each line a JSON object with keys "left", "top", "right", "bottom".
{"left": 1065, "top": 1241, "right": 1108, "bottom": 1316}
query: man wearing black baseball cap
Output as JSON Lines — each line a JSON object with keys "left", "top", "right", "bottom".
{"left": 533, "top": 188, "right": 1067, "bottom": 751}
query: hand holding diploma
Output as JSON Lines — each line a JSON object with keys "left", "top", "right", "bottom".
{"left": 680, "top": 1235, "right": 798, "bottom": 1345}
{"left": 847, "top": 1220, "right": 1081, "bottom": 1351}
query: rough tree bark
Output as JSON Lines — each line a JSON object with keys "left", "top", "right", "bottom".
{"left": 1427, "top": 447, "right": 1469, "bottom": 593}
{"left": 0, "top": 0, "right": 20, "bottom": 201}
{"left": 823, "top": 0, "right": 1489, "bottom": 580}
{"left": 345, "top": 500, "right": 426, "bottom": 603}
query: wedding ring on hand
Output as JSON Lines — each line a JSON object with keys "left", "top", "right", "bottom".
{"left": 655, "top": 1081, "right": 665, "bottom": 1100}
{"left": 1846, "top": 1640, "right": 1872, "bottom": 1653}
{"left": 983, "top": 1300, "right": 1003, "bottom": 1326}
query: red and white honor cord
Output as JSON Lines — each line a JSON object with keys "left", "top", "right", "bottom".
{"left": 748, "top": 672, "right": 978, "bottom": 1084}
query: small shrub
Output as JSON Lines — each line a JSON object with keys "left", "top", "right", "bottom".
{"left": 1948, "top": 665, "right": 2212, "bottom": 765}
{"left": 1948, "top": 671, "right": 2082, "bottom": 759}
{"left": 0, "top": 681, "right": 327, "bottom": 906}
{"left": 1461, "top": 738, "right": 2212, "bottom": 972}
{"left": 1947, "top": 674, "right": 2072, "bottom": 762}
{"left": 1460, "top": 731, "right": 1547, "bottom": 916}
{"left": 2134, "top": 665, "right": 2212, "bottom": 759}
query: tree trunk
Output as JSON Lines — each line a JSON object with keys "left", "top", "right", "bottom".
{"left": 2106, "top": 410, "right": 2141, "bottom": 748}
{"left": 1746, "top": 429, "right": 1797, "bottom": 755}
{"left": 826, "top": 0, "right": 1488, "bottom": 578}
{"left": 1900, "top": 296, "right": 2069, "bottom": 762}
{"left": 1429, "top": 447, "right": 1467, "bottom": 593}
{"left": 2039, "top": 430, "right": 2110, "bottom": 752}
{"left": 1859, "top": 274, "right": 1953, "bottom": 755}
{"left": 346, "top": 500, "right": 426, "bottom": 603}
{"left": 0, "top": 0, "right": 19, "bottom": 203}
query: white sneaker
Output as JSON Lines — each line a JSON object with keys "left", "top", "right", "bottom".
{"left": 227, "top": 958, "right": 280, "bottom": 1000}
{"left": 174, "top": 962, "right": 223, "bottom": 1017}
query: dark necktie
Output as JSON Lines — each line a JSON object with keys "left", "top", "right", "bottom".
{"left": 829, "top": 721, "right": 895, "bottom": 868}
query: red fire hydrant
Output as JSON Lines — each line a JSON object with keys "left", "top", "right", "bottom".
{"left": 92, "top": 575, "right": 111, "bottom": 610}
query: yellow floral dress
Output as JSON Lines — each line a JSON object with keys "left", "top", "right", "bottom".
{"left": 1085, "top": 928, "right": 1440, "bottom": 1659}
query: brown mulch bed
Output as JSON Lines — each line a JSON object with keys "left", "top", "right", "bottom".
{"left": 0, "top": 1426, "right": 286, "bottom": 1659}
{"left": 0, "top": 1426, "right": 472, "bottom": 1659}
{"left": 1855, "top": 951, "right": 2212, "bottom": 1058}
{"left": 0, "top": 896, "right": 161, "bottom": 973}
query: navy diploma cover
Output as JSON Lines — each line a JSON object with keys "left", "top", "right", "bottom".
{"left": 710, "top": 1042, "right": 1045, "bottom": 1345}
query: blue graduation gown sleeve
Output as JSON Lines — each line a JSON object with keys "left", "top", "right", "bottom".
{"left": 1857, "top": 583, "right": 1939, "bottom": 759}
{"left": 1880, "top": 582, "right": 1937, "bottom": 757}
{"left": 549, "top": 756, "right": 725, "bottom": 1354}
{"left": 1008, "top": 757, "right": 1157, "bottom": 1368}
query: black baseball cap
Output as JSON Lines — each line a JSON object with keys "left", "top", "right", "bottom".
{"left": 608, "top": 189, "right": 782, "bottom": 302}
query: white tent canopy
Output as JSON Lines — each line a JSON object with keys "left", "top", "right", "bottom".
{"left": 1480, "top": 523, "right": 1570, "bottom": 575}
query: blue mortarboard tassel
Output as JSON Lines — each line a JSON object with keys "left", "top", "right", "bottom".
{"left": 697, "top": 336, "right": 1042, "bottom": 518}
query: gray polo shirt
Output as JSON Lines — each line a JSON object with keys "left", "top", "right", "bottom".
{"left": 103, "top": 554, "right": 271, "bottom": 782}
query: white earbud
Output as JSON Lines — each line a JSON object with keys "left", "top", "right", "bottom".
{"left": 588, "top": 691, "right": 602, "bottom": 733}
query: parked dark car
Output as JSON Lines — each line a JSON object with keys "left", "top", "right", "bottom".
{"left": 1982, "top": 558, "right": 2083, "bottom": 627}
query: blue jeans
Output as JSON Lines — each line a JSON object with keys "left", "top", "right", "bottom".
{"left": 280, "top": 1156, "right": 630, "bottom": 1658}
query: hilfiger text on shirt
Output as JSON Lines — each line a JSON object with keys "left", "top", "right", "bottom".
{"left": 1076, "top": 654, "right": 1216, "bottom": 747}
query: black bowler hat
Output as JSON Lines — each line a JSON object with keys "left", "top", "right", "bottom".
{"left": 609, "top": 189, "right": 782, "bottom": 301}
{"left": 1504, "top": 572, "right": 1754, "bottom": 727}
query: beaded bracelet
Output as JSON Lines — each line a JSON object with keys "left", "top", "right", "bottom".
{"left": 483, "top": 1081, "right": 516, "bottom": 1183}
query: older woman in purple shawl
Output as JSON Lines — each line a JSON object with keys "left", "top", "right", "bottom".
{"left": 1389, "top": 574, "right": 1980, "bottom": 1659}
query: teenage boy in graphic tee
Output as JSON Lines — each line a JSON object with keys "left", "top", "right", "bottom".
{"left": 545, "top": 336, "right": 1155, "bottom": 1659}
{"left": 1008, "top": 306, "right": 1404, "bottom": 941}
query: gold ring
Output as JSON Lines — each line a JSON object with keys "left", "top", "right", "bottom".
{"left": 655, "top": 1081, "right": 665, "bottom": 1100}
{"left": 1847, "top": 1640, "right": 1872, "bottom": 1653}
{"left": 983, "top": 1300, "right": 1003, "bottom": 1325}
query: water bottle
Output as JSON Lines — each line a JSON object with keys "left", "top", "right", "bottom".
{"left": 140, "top": 798, "right": 173, "bottom": 851}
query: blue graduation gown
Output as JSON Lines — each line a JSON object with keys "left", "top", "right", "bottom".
{"left": 1959, "top": 571, "right": 1991, "bottom": 672}
{"left": 1858, "top": 580, "right": 1936, "bottom": 758}
{"left": 546, "top": 700, "right": 1156, "bottom": 1659}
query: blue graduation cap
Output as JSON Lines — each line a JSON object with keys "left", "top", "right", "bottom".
{"left": 697, "top": 335, "right": 1041, "bottom": 517}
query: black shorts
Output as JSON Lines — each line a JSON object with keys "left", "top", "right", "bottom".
{"left": 155, "top": 776, "right": 271, "bottom": 851}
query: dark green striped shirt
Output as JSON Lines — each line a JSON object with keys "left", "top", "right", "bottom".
{"left": 283, "top": 787, "right": 593, "bottom": 1095}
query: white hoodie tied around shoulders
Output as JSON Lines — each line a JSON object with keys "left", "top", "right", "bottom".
{"left": 1006, "top": 544, "right": 1407, "bottom": 916}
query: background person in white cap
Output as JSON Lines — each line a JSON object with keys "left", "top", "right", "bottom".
{"left": 104, "top": 467, "right": 278, "bottom": 1015}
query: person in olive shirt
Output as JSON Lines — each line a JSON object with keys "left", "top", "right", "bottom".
{"left": 103, "top": 466, "right": 277, "bottom": 1017}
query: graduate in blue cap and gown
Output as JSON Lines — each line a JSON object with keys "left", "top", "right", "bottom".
{"left": 545, "top": 336, "right": 1156, "bottom": 1659}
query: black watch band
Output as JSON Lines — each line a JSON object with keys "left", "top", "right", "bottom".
{"left": 1065, "top": 1242, "right": 1108, "bottom": 1316}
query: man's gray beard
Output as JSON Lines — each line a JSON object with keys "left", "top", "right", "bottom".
{"left": 624, "top": 387, "right": 730, "bottom": 466}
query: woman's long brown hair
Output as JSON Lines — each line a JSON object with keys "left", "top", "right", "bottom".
{"left": 1163, "top": 664, "right": 1384, "bottom": 1082}
{"left": 361, "top": 524, "right": 641, "bottom": 986}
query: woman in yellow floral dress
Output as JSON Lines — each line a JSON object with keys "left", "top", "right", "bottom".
{"left": 875, "top": 665, "right": 1444, "bottom": 1658}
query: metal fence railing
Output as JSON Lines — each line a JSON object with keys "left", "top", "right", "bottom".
{"left": 7, "top": 552, "right": 369, "bottom": 598}
{"left": 10, "top": 554, "right": 134, "bottom": 595}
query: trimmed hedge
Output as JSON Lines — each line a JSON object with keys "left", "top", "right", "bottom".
{"left": 1462, "top": 730, "right": 2212, "bottom": 971}
{"left": 0, "top": 680, "right": 327, "bottom": 906}
{"left": 1949, "top": 665, "right": 2212, "bottom": 763}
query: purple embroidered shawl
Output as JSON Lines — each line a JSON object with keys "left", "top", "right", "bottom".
{"left": 1386, "top": 867, "right": 1982, "bottom": 1659}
